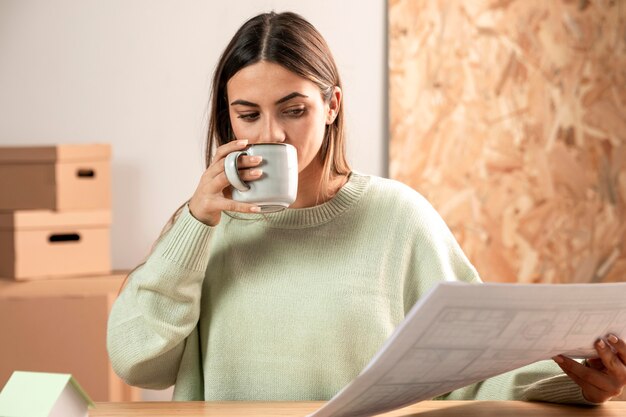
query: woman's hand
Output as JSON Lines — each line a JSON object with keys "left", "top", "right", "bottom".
{"left": 188, "top": 139, "right": 263, "bottom": 226}
{"left": 553, "top": 334, "right": 626, "bottom": 403}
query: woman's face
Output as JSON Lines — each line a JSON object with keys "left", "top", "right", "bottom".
{"left": 226, "top": 61, "right": 340, "bottom": 175}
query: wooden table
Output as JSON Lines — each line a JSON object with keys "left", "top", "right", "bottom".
{"left": 90, "top": 400, "right": 626, "bottom": 416}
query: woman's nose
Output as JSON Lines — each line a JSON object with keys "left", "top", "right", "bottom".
{"left": 258, "top": 116, "right": 286, "bottom": 143}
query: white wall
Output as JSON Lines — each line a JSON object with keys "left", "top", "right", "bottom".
{"left": 0, "top": 0, "right": 387, "bottom": 270}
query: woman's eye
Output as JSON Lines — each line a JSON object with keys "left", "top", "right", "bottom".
{"left": 284, "top": 108, "right": 306, "bottom": 118}
{"left": 238, "top": 113, "right": 259, "bottom": 121}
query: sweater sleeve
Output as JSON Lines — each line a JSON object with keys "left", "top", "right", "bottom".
{"left": 402, "top": 191, "right": 482, "bottom": 313}
{"left": 436, "top": 360, "right": 599, "bottom": 405}
{"left": 401, "top": 191, "right": 598, "bottom": 406}
{"left": 107, "top": 205, "right": 213, "bottom": 389}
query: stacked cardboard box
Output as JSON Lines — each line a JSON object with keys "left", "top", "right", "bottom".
{"left": 0, "top": 144, "right": 111, "bottom": 279}
{"left": 0, "top": 144, "right": 140, "bottom": 401}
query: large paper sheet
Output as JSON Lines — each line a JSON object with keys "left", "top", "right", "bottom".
{"left": 309, "top": 282, "right": 626, "bottom": 417}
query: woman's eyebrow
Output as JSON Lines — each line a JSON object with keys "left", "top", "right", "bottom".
{"left": 275, "top": 92, "right": 308, "bottom": 104}
{"left": 230, "top": 99, "right": 258, "bottom": 107}
{"left": 230, "top": 92, "right": 309, "bottom": 107}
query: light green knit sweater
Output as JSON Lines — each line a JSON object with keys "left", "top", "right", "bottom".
{"left": 107, "top": 173, "right": 590, "bottom": 404}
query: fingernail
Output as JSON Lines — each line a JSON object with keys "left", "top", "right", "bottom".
{"left": 250, "top": 206, "right": 261, "bottom": 213}
{"left": 597, "top": 339, "right": 606, "bottom": 349}
{"left": 553, "top": 355, "right": 564, "bottom": 364}
{"left": 250, "top": 169, "right": 262, "bottom": 176}
{"left": 237, "top": 139, "right": 248, "bottom": 146}
{"left": 250, "top": 156, "right": 262, "bottom": 163}
{"left": 608, "top": 334, "right": 619, "bottom": 344}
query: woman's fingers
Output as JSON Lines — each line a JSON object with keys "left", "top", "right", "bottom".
{"left": 209, "top": 170, "right": 263, "bottom": 194}
{"left": 597, "top": 337, "right": 626, "bottom": 382}
{"left": 213, "top": 139, "right": 249, "bottom": 162}
{"left": 585, "top": 357, "right": 605, "bottom": 371}
{"left": 607, "top": 334, "right": 626, "bottom": 364}
{"left": 556, "top": 360, "right": 611, "bottom": 403}
{"left": 205, "top": 153, "right": 263, "bottom": 181}
{"left": 554, "top": 355, "right": 618, "bottom": 394}
{"left": 553, "top": 334, "right": 626, "bottom": 403}
{"left": 189, "top": 139, "right": 266, "bottom": 225}
{"left": 192, "top": 194, "right": 260, "bottom": 215}
{"left": 212, "top": 196, "right": 261, "bottom": 213}
{"left": 237, "top": 155, "right": 263, "bottom": 169}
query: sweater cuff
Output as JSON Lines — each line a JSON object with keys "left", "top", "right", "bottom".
{"left": 153, "top": 204, "right": 213, "bottom": 271}
{"left": 524, "top": 373, "right": 601, "bottom": 406}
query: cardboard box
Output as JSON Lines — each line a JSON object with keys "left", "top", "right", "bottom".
{"left": 0, "top": 210, "right": 111, "bottom": 280}
{"left": 0, "top": 144, "right": 111, "bottom": 211}
{"left": 0, "top": 273, "right": 140, "bottom": 402}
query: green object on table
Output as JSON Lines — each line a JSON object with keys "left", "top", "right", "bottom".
{"left": 0, "top": 371, "right": 94, "bottom": 417}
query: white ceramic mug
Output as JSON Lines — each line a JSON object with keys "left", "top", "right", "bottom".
{"left": 224, "top": 143, "right": 298, "bottom": 212}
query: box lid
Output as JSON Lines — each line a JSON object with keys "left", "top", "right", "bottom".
{"left": 0, "top": 144, "right": 111, "bottom": 163}
{"left": 0, "top": 210, "right": 111, "bottom": 230}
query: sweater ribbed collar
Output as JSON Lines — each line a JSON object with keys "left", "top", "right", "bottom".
{"left": 224, "top": 172, "right": 369, "bottom": 229}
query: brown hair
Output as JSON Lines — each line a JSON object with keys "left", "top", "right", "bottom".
{"left": 121, "top": 12, "right": 350, "bottom": 291}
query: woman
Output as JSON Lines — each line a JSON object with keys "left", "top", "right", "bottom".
{"left": 107, "top": 11, "right": 625, "bottom": 404}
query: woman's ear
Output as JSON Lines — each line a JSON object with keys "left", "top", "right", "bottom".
{"left": 326, "top": 86, "right": 342, "bottom": 124}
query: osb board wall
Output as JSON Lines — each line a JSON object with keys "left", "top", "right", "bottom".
{"left": 389, "top": 0, "right": 626, "bottom": 284}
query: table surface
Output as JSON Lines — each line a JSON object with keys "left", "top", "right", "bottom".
{"left": 90, "top": 400, "right": 626, "bottom": 416}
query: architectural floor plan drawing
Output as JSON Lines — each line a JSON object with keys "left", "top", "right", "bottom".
{"left": 309, "top": 282, "right": 626, "bottom": 417}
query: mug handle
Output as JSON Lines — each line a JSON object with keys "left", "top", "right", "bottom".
{"left": 224, "top": 151, "right": 251, "bottom": 191}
